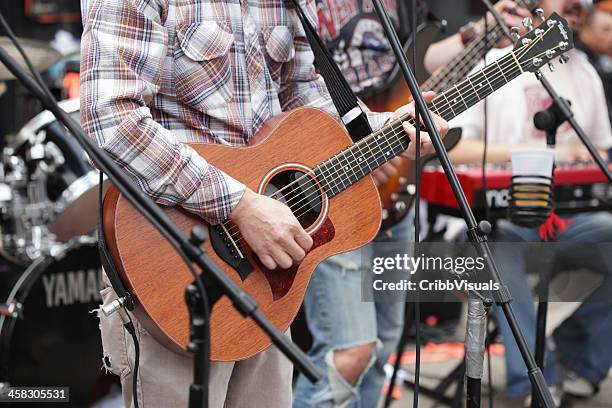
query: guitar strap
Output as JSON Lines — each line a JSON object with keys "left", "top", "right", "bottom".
{"left": 288, "top": 0, "right": 372, "bottom": 141}
{"left": 97, "top": 171, "right": 134, "bottom": 310}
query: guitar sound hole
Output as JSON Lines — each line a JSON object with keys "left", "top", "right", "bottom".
{"left": 263, "top": 169, "right": 323, "bottom": 231}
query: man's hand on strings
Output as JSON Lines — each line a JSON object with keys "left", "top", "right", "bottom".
{"left": 394, "top": 91, "right": 448, "bottom": 160}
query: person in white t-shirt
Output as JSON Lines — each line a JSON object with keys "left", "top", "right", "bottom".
{"left": 449, "top": 0, "right": 612, "bottom": 404}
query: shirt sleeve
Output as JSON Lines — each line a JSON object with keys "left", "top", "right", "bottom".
{"left": 448, "top": 100, "right": 485, "bottom": 141}
{"left": 583, "top": 60, "right": 612, "bottom": 150}
{"left": 80, "top": 0, "right": 245, "bottom": 225}
{"left": 278, "top": 0, "right": 392, "bottom": 131}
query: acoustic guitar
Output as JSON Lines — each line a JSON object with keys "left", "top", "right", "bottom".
{"left": 102, "top": 15, "right": 570, "bottom": 361}
{"left": 366, "top": 0, "right": 541, "bottom": 230}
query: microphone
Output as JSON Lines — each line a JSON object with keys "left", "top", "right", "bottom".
{"left": 534, "top": 99, "right": 572, "bottom": 133}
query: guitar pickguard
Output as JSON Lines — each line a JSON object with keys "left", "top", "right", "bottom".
{"left": 261, "top": 217, "right": 335, "bottom": 300}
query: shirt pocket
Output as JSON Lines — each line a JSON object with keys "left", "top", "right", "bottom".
{"left": 263, "top": 25, "right": 295, "bottom": 88}
{"left": 174, "top": 21, "right": 234, "bottom": 111}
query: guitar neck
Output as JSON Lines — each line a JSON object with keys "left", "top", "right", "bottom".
{"left": 423, "top": 24, "right": 505, "bottom": 93}
{"left": 422, "top": 0, "right": 540, "bottom": 93}
{"left": 315, "top": 49, "right": 525, "bottom": 198}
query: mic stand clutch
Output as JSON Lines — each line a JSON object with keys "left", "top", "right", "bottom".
{"left": 465, "top": 294, "right": 492, "bottom": 408}
{"left": 370, "top": 1, "right": 556, "bottom": 407}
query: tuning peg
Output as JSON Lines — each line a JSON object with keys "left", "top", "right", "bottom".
{"left": 533, "top": 57, "right": 543, "bottom": 67}
{"left": 559, "top": 54, "right": 570, "bottom": 64}
{"left": 523, "top": 17, "right": 534, "bottom": 31}
{"left": 511, "top": 26, "right": 521, "bottom": 42}
{"left": 548, "top": 62, "right": 555, "bottom": 72}
{"left": 535, "top": 8, "right": 545, "bottom": 21}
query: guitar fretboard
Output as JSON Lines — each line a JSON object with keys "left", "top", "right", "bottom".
{"left": 315, "top": 49, "right": 525, "bottom": 197}
{"left": 423, "top": 0, "right": 538, "bottom": 93}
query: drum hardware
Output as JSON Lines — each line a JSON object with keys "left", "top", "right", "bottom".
{"left": 48, "top": 170, "right": 108, "bottom": 241}
{"left": 0, "top": 99, "right": 104, "bottom": 250}
{"left": 0, "top": 301, "right": 22, "bottom": 318}
{"left": 0, "top": 145, "right": 57, "bottom": 264}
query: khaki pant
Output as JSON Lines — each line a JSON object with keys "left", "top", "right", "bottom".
{"left": 98, "top": 275, "right": 293, "bottom": 408}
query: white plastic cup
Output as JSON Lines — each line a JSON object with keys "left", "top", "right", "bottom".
{"left": 511, "top": 148, "right": 555, "bottom": 185}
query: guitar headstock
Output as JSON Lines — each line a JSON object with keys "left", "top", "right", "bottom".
{"left": 512, "top": 12, "right": 574, "bottom": 73}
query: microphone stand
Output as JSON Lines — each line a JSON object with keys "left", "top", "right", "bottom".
{"left": 370, "top": 1, "right": 556, "bottom": 407}
{"left": 525, "top": 112, "right": 559, "bottom": 408}
{"left": 0, "top": 37, "right": 322, "bottom": 408}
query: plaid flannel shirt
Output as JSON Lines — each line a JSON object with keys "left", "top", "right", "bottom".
{"left": 80, "top": 0, "right": 391, "bottom": 224}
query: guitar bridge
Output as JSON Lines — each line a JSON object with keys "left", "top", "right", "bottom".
{"left": 209, "top": 223, "right": 253, "bottom": 281}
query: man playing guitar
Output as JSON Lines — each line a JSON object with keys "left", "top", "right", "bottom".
{"left": 79, "top": 0, "right": 447, "bottom": 406}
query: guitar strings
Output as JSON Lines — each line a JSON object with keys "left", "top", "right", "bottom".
{"left": 222, "top": 39, "right": 559, "bottom": 242}
{"left": 231, "top": 34, "right": 553, "bottom": 232}
{"left": 265, "top": 30, "right": 549, "bottom": 210}
{"left": 266, "top": 23, "right": 551, "bottom": 204}
{"left": 278, "top": 16, "right": 554, "bottom": 217}
{"left": 266, "top": 51, "right": 507, "bottom": 205}
{"left": 222, "top": 35, "right": 559, "bottom": 243}
{"left": 427, "top": 0, "right": 535, "bottom": 91}
{"left": 424, "top": 22, "right": 501, "bottom": 92}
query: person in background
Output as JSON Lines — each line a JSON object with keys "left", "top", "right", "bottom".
{"left": 578, "top": 1, "right": 612, "bottom": 125}
{"left": 450, "top": 0, "right": 612, "bottom": 405}
{"left": 293, "top": 1, "right": 530, "bottom": 407}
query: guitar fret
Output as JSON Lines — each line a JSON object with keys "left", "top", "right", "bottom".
{"left": 455, "top": 85, "right": 469, "bottom": 109}
{"left": 440, "top": 92, "right": 456, "bottom": 117}
{"left": 481, "top": 67, "right": 494, "bottom": 91}
{"left": 495, "top": 60, "right": 508, "bottom": 82}
{"left": 327, "top": 156, "right": 343, "bottom": 194}
{"left": 465, "top": 77, "right": 480, "bottom": 101}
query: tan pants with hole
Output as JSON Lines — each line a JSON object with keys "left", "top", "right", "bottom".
{"left": 98, "top": 274, "right": 293, "bottom": 408}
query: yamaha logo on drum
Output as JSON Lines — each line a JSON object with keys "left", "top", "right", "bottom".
{"left": 42, "top": 268, "right": 102, "bottom": 308}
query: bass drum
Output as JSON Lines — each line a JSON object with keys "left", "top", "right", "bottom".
{"left": 0, "top": 238, "right": 114, "bottom": 406}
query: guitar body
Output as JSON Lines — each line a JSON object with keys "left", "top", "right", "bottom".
{"left": 102, "top": 108, "right": 382, "bottom": 361}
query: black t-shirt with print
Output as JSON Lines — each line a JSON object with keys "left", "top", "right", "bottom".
{"left": 316, "top": 0, "right": 427, "bottom": 93}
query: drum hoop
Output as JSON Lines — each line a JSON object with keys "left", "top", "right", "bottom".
{"left": 9, "top": 99, "right": 80, "bottom": 150}
{"left": 0, "top": 236, "right": 96, "bottom": 331}
{"left": 54, "top": 170, "right": 102, "bottom": 211}
{"left": 0, "top": 236, "right": 97, "bottom": 381}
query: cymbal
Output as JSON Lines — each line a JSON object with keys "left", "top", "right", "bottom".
{"left": 0, "top": 37, "right": 62, "bottom": 81}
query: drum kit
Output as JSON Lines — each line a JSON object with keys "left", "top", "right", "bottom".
{"left": 0, "top": 38, "right": 114, "bottom": 406}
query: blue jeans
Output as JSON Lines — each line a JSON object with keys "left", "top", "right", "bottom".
{"left": 491, "top": 212, "right": 612, "bottom": 398}
{"left": 293, "top": 216, "right": 412, "bottom": 408}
